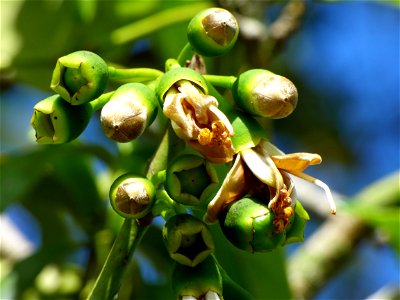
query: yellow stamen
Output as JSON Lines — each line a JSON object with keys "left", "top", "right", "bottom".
{"left": 197, "top": 120, "right": 232, "bottom": 148}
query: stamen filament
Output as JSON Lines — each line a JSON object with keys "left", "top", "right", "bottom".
{"left": 292, "top": 172, "right": 337, "bottom": 215}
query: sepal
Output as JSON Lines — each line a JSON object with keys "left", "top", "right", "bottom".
{"left": 165, "top": 154, "right": 218, "bottom": 206}
{"left": 30, "top": 94, "right": 92, "bottom": 144}
{"left": 51, "top": 50, "right": 109, "bottom": 105}
{"left": 156, "top": 67, "right": 207, "bottom": 104}
{"left": 172, "top": 256, "right": 223, "bottom": 300}
{"left": 163, "top": 214, "right": 214, "bottom": 267}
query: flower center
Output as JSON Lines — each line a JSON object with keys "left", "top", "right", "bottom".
{"left": 198, "top": 120, "right": 232, "bottom": 148}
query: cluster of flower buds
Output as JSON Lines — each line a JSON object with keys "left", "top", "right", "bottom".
{"left": 30, "top": 7, "right": 336, "bottom": 299}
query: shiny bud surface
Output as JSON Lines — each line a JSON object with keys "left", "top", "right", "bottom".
{"left": 187, "top": 8, "right": 239, "bottom": 57}
{"left": 219, "top": 197, "right": 286, "bottom": 252}
{"left": 233, "top": 69, "right": 298, "bottom": 119}
{"left": 100, "top": 83, "right": 158, "bottom": 143}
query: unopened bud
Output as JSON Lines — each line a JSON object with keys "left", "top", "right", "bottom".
{"left": 187, "top": 8, "right": 239, "bottom": 57}
{"left": 109, "top": 174, "right": 155, "bottom": 219}
{"left": 100, "top": 83, "right": 158, "bottom": 143}
{"left": 233, "top": 69, "right": 298, "bottom": 119}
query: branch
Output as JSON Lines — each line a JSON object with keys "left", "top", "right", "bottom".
{"left": 287, "top": 171, "right": 400, "bottom": 299}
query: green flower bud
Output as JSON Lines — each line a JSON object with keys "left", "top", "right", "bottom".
{"left": 187, "top": 8, "right": 239, "bottom": 57}
{"left": 156, "top": 67, "right": 208, "bottom": 104}
{"left": 172, "top": 256, "right": 223, "bottom": 300}
{"left": 163, "top": 214, "right": 214, "bottom": 267}
{"left": 100, "top": 83, "right": 158, "bottom": 143}
{"left": 165, "top": 154, "right": 218, "bottom": 206}
{"left": 233, "top": 69, "right": 298, "bottom": 119}
{"left": 219, "top": 197, "right": 286, "bottom": 252}
{"left": 30, "top": 94, "right": 92, "bottom": 144}
{"left": 51, "top": 51, "right": 109, "bottom": 105}
{"left": 109, "top": 173, "right": 155, "bottom": 219}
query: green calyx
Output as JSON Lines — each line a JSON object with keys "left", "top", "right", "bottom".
{"left": 100, "top": 83, "right": 158, "bottom": 143}
{"left": 187, "top": 8, "right": 239, "bottom": 57}
{"left": 30, "top": 94, "right": 93, "bottom": 144}
{"left": 166, "top": 155, "right": 218, "bottom": 206}
{"left": 51, "top": 50, "right": 109, "bottom": 105}
{"left": 232, "top": 69, "right": 298, "bottom": 119}
{"left": 284, "top": 200, "right": 310, "bottom": 245}
{"left": 172, "top": 256, "right": 223, "bottom": 299}
{"left": 163, "top": 214, "right": 214, "bottom": 267}
{"left": 109, "top": 174, "right": 156, "bottom": 219}
{"left": 219, "top": 197, "right": 286, "bottom": 253}
{"left": 156, "top": 67, "right": 208, "bottom": 104}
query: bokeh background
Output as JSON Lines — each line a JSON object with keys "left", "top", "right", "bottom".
{"left": 1, "top": 0, "right": 399, "bottom": 299}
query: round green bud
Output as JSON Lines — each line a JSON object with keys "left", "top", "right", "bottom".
{"left": 232, "top": 69, "right": 298, "bottom": 119}
{"left": 156, "top": 67, "right": 208, "bottom": 104}
{"left": 219, "top": 197, "right": 286, "bottom": 252}
{"left": 30, "top": 94, "right": 92, "bottom": 144}
{"left": 163, "top": 214, "right": 214, "bottom": 267}
{"left": 100, "top": 83, "right": 158, "bottom": 143}
{"left": 51, "top": 51, "right": 109, "bottom": 105}
{"left": 172, "top": 256, "right": 223, "bottom": 299}
{"left": 187, "top": 8, "right": 239, "bottom": 57}
{"left": 109, "top": 173, "right": 155, "bottom": 219}
{"left": 165, "top": 154, "right": 218, "bottom": 206}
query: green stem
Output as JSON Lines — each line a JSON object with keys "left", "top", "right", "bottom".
{"left": 165, "top": 58, "right": 181, "bottom": 72}
{"left": 203, "top": 74, "right": 237, "bottom": 90}
{"left": 87, "top": 219, "right": 147, "bottom": 300}
{"left": 110, "top": 3, "right": 211, "bottom": 45}
{"left": 89, "top": 92, "right": 114, "bottom": 112}
{"left": 108, "top": 67, "right": 163, "bottom": 82}
{"left": 87, "top": 127, "right": 173, "bottom": 299}
{"left": 177, "top": 42, "right": 194, "bottom": 66}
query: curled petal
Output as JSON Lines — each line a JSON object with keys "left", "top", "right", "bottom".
{"left": 204, "top": 155, "right": 246, "bottom": 223}
{"left": 241, "top": 145, "right": 284, "bottom": 207}
{"left": 271, "top": 153, "right": 322, "bottom": 173}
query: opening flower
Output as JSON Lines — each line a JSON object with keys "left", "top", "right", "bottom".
{"left": 204, "top": 139, "right": 336, "bottom": 228}
{"left": 163, "top": 79, "right": 235, "bottom": 163}
{"left": 156, "top": 67, "right": 235, "bottom": 163}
